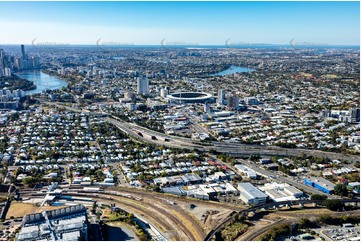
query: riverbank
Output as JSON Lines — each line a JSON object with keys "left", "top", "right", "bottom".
{"left": 0, "top": 74, "right": 36, "bottom": 91}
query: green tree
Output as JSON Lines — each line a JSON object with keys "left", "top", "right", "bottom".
{"left": 96, "top": 170, "right": 104, "bottom": 178}
{"left": 22, "top": 177, "right": 41, "bottom": 187}
{"left": 334, "top": 184, "right": 348, "bottom": 196}
{"left": 322, "top": 199, "right": 343, "bottom": 211}
{"left": 298, "top": 218, "right": 312, "bottom": 229}
{"left": 310, "top": 194, "right": 327, "bottom": 201}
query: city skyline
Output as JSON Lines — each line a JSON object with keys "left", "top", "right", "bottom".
{"left": 0, "top": 1, "right": 359, "bottom": 46}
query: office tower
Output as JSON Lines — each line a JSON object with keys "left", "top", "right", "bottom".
{"left": 227, "top": 94, "right": 239, "bottom": 110}
{"left": 204, "top": 102, "right": 210, "bottom": 113}
{"left": 160, "top": 87, "right": 169, "bottom": 98}
{"left": 14, "top": 57, "right": 21, "bottom": 70}
{"left": 137, "top": 76, "right": 149, "bottom": 95}
{"left": 33, "top": 56, "right": 41, "bottom": 69}
{"left": 4, "top": 67, "right": 11, "bottom": 77}
{"left": 349, "top": 108, "right": 360, "bottom": 124}
{"left": 21, "top": 45, "right": 26, "bottom": 60}
{"left": 218, "top": 89, "right": 226, "bottom": 105}
{"left": 0, "top": 49, "right": 4, "bottom": 76}
{"left": 22, "top": 59, "right": 28, "bottom": 70}
{"left": 88, "top": 64, "right": 94, "bottom": 71}
{"left": 28, "top": 57, "right": 34, "bottom": 69}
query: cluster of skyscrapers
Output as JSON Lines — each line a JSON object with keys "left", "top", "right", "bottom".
{"left": 17, "top": 45, "right": 41, "bottom": 71}
{"left": 0, "top": 45, "right": 41, "bottom": 77}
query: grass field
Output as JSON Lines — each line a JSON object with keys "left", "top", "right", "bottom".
{"left": 102, "top": 207, "right": 119, "bottom": 221}
{"left": 6, "top": 203, "right": 69, "bottom": 219}
{"left": 6, "top": 202, "right": 38, "bottom": 219}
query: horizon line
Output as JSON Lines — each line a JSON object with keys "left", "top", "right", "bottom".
{"left": 1, "top": 43, "right": 360, "bottom": 47}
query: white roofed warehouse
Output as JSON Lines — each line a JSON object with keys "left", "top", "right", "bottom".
{"left": 237, "top": 182, "right": 268, "bottom": 205}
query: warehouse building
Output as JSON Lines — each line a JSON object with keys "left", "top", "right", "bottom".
{"left": 303, "top": 177, "right": 336, "bottom": 194}
{"left": 234, "top": 164, "right": 257, "bottom": 179}
{"left": 237, "top": 182, "right": 268, "bottom": 205}
{"left": 258, "top": 182, "right": 303, "bottom": 202}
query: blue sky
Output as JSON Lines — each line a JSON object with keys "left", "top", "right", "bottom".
{"left": 0, "top": 1, "right": 359, "bottom": 45}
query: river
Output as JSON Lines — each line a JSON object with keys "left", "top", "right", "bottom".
{"left": 210, "top": 65, "right": 255, "bottom": 76}
{"left": 17, "top": 71, "right": 68, "bottom": 95}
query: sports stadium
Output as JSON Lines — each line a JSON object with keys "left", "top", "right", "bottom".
{"left": 166, "top": 92, "right": 213, "bottom": 103}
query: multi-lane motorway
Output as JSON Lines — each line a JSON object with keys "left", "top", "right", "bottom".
{"left": 45, "top": 101, "right": 359, "bottom": 162}
{"left": 107, "top": 116, "right": 359, "bottom": 162}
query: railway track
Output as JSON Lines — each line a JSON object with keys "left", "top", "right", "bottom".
{"left": 22, "top": 190, "right": 203, "bottom": 240}
{"left": 69, "top": 191, "right": 201, "bottom": 240}
{"left": 109, "top": 186, "right": 245, "bottom": 211}
{"left": 22, "top": 191, "right": 181, "bottom": 240}
{"left": 95, "top": 189, "right": 206, "bottom": 240}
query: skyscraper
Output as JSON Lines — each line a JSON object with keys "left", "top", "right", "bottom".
{"left": 227, "top": 94, "right": 239, "bottom": 110}
{"left": 21, "top": 45, "right": 26, "bottom": 60}
{"left": 217, "top": 89, "right": 226, "bottom": 105}
{"left": 160, "top": 86, "right": 169, "bottom": 98}
{"left": 0, "top": 49, "right": 4, "bottom": 76}
{"left": 4, "top": 67, "right": 11, "bottom": 77}
{"left": 137, "top": 76, "right": 149, "bottom": 95}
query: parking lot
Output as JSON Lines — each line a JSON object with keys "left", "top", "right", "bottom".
{"left": 0, "top": 219, "right": 22, "bottom": 241}
{"left": 317, "top": 226, "right": 360, "bottom": 241}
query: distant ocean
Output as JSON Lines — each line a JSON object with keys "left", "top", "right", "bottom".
{"left": 1, "top": 44, "right": 360, "bottom": 49}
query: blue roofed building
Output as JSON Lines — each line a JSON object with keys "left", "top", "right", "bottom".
{"left": 303, "top": 177, "right": 336, "bottom": 194}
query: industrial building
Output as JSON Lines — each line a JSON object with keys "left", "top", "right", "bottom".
{"left": 237, "top": 182, "right": 268, "bottom": 205}
{"left": 303, "top": 177, "right": 336, "bottom": 194}
{"left": 234, "top": 164, "right": 257, "bottom": 179}
{"left": 17, "top": 204, "right": 88, "bottom": 241}
{"left": 258, "top": 182, "right": 303, "bottom": 202}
